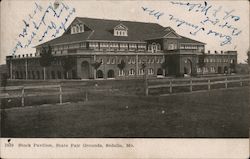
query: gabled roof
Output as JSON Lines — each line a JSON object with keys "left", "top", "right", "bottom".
{"left": 36, "top": 17, "right": 205, "bottom": 47}
{"left": 114, "top": 23, "right": 128, "bottom": 30}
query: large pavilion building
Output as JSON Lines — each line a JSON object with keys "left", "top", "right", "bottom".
{"left": 6, "top": 17, "right": 237, "bottom": 80}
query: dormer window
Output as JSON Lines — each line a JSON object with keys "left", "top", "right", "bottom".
{"left": 114, "top": 24, "right": 128, "bottom": 37}
{"left": 71, "top": 23, "right": 84, "bottom": 34}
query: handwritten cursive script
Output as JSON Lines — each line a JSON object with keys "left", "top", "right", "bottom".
{"left": 141, "top": 1, "right": 242, "bottom": 46}
{"left": 12, "top": 2, "right": 75, "bottom": 55}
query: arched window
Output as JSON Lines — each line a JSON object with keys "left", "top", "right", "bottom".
{"left": 47, "top": 71, "right": 50, "bottom": 79}
{"left": 152, "top": 43, "right": 157, "bottom": 53}
{"left": 20, "top": 72, "right": 23, "bottom": 79}
{"left": 37, "top": 71, "right": 40, "bottom": 79}
{"left": 57, "top": 71, "right": 62, "bottom": 79}
{"left": 72, "top": 70, "right": 77, "bottom": 79}
{"left": 218, "top": 67, "right": 222, "bottom": 74}
{"left": 51, "top": 71, "right": 55, "bottom": 79}
{"left": 157, "top": 68, "right": 163, "bottom": 75}
{"left": 28, "top": 71, "right": 31, "bottom": 79}
{"left": 32, "top": 71, "right": 35, "bottom": 79}
{"left": 224, "top": 66, "right": 228, "bottom": 74}
{"left": 107, "top": 70, "right": 115, "bottom": 78}
{"left": 16, "top": 71, "right": 19, "bottom": 79}
{"left": 24, "top": 71, "right": 26, "bottom": 79}
{"left": 157, "top": 44, "right": 161, "bottom": 51}
{"left": 96, "top": 70, "right": 104, "bottom": 78}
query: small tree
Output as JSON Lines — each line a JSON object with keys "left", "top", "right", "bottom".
{"left": 117, "top": 59, "right": 126, "bottom": 70}
{"left": 61, "top": 56, "right": 74, "bottom": 79}
{"left": 39, "top": 45, "right": 54, "bottom": 80}
{"left": 91, "top": 61, "right": 102, "bottom": 79}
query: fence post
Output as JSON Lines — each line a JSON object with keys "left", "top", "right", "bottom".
{"left": 21, "top": 87, "right": 25, "bottom": 107}
{"left": 225, "top": 78, "right": 228, "bottom": 88}
{"left": 144, "top": 75, "right": 148, "bottom": 96}
{"left": 190, "top": 79, "right": 193, "bottom": 92}
{"left": 59, "top": 85, "right": 62, "bottom": 104}
{"left": 169, "top": 80, "right": 172, "bottom": 93}
{"left": 208, "top": 79, "right": 211, "bottom": 90}
{"left": 240, "top": 77, "right": 243, "bottom": 86}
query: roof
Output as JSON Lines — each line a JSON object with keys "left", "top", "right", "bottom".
{"left": 179, "top": 36, "right": 205, "bottom": 44}
{"left": 37, "top": 17, "right": 205, "bottom": 47}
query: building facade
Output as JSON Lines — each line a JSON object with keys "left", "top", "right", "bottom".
{"left": 6, "top": 17, "right": 237, "bottom": 80}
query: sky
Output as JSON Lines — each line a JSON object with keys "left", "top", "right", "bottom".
{"left": 0, "top": 0, "right": 249, "bottom": 65}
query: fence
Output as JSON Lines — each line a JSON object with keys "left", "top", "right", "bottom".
{"left": 146, "top": 75, "right": 250, "bottom": 96}
{"left": 0, "top": 85, "right": 62, "bottom": 107}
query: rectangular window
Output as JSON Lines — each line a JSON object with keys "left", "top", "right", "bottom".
{"left": 128, "top": 58, "right": 132, "bottom": 64}
{"left": 80, "top": 42, "right": 86, "bottom": 48}
{"left": 129, "top": 43, "right": 137, "bottom": 48}
{"left": 110, "top": 43, "right": 118, "bottom": 48}
{"left": 197, "top": 67, "right": 201, "bottom": 73}
{"left": 148, "top": 68, "right": 154, "bottom": 75}
{"left": 118, "top": 70, "right": 125, "bottom": 76}
{"left": 100, "top": 42, "right": 109, "bottom": 48}
{"left": 138, "top": 44, "right": 146, "bottom": 49}
{"left": 120, "top": 43, "right": 128, "bottom": 48}
{"left": 139, "top": 69, "right": 144, "bottom": 75}
{"left": 210, "top": 67, "right": 215, "bottom": 72}
{"left": 168, "top": 43, "right": 177, "bottom": 50}
{"left": 111, "top": 58, "right": 116, "bottom": 64}
{"left": 129, "top": 69, "right": 135, "bottom": 75}
{"left": 132, "top": 58, "right": 136, "bottom": 64}
{"left": 89, "top": 42, "right": 98, "bottom": 48}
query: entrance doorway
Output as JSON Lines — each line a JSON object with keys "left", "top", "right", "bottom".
{"left": 81, "top": 61, "right": 90, "bottom": 79}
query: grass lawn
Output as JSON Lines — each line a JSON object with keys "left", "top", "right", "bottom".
{"left": 1, "top": 87, "right": 249, "bottom": 138}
